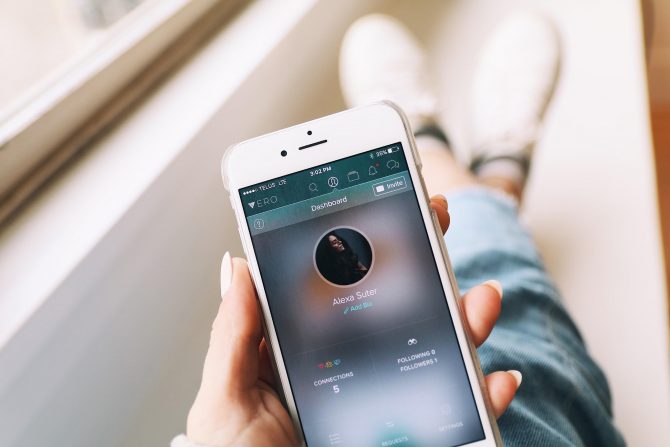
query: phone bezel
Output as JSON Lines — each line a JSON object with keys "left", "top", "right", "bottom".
{"left": 222, "top": 101, "right": 502, "bottom": 446}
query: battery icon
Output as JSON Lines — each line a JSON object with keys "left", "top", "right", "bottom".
{"left": 387, "top": 146, "right": 399, "bottom": 153}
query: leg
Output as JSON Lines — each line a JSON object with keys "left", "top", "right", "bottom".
{"left": 340, "top": 13, "right": 625, "bottom": 446}
{"left": 443, "top": 184, "right": 625, "bottom": 446}
{"left": 417, "top": 132, "right": 624, "bottom": 446}
{"left": 416, "top": 134, "right": 522, "bottom": 201}
{"left": 415, "top": 135, "right": 478, "bottom": 195}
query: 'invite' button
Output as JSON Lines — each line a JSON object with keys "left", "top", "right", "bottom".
{"left": 372, "top": 176, "right": 407, "bottom": 196}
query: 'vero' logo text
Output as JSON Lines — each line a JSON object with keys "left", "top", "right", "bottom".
{"left": 255, "top": 196, "right": 278, "bottom": 209}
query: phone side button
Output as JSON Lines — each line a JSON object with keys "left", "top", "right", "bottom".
{"left": 238, "top": 226, "right": 250, "bottom": 257}
{"left": 411, "top": 137, "right": 422, "bottom": 170}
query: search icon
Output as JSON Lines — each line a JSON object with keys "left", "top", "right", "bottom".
{"left": 309, "top": 182, "right": 318, "bottom": 192}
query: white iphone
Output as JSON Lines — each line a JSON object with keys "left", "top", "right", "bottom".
{"left": 222, "top": 102, "right": 502, "bottom": 447}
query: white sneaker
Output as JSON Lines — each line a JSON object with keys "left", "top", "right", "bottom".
{"left": 470, "top": 12, "right": 561, "bottom": 185}
{"left": 339, "top": 14, "right": 438, "bottom": 130}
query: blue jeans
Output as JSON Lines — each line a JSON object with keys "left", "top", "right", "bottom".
{"left": 445, "top": 189, "right": 625, "bottom": 446}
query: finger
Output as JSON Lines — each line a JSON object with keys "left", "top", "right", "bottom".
{"left": 462, "top": 280, "right": 503, "bottom": 346}
{"left": 431, "top": 193, "right": 448, "bottom": 210}
{"left": 258, "top": 338, "right": 277, "bottom": 389}
{"left": 199, "top": 255, "right": 262, "bottom": 399}
{"left": 486, "top": 370, "right": 522, "bottom": 418}
{"left": 429, "top": 194, "right": 450, "bottom": 234}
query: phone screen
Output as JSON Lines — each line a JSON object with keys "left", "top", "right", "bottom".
{"left": 240, "top": 143, "right": 485, "bottom": 446}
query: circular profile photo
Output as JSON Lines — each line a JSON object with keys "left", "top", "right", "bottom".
{"left": 314, "top": 227, "right": 373, "bottom": 287}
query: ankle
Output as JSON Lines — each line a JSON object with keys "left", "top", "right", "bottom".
{"left": 415, "top": 135, "right": 478, "bottom": 195}
{"left": 471, "top": 155, "right": 527, "bottom": 201}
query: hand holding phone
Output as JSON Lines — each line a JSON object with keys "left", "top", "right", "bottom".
{"left": 185, "top": 204, "right": 518, "bottom": 447}
{"left": 189, "top": 103, "right": 520, "bottom": 446}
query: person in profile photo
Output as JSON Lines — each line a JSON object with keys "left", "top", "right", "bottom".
{"left": 315, "top": 230, "right": 371, "bottom": 286}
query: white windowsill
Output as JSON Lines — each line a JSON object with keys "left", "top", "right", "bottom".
{"left": 0, "top": 2, "right": 377, "bottom": 443}
{"left": 0, "top": 0, "right": 318, "bottom": 349}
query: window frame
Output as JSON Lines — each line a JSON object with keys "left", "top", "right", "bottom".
{"left": 0, "top": 0, "right": 243, "bottom": 224}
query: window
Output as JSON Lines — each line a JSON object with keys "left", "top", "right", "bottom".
{"left": 0, "top": 0, "right": 155, "bottom": 124}
{"left": 0, "top": 0, "right": 241, "bottom": 223}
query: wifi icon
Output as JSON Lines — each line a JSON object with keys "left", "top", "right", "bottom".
{"left": 248, "top": 202, "right": 255, "bottom": 208}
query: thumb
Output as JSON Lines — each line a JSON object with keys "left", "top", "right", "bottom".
{"left": 430, "top": 194, "right": 450, "bottom": 234}
{"left": 198, "top": 253, "right": 263, "bottom": 400}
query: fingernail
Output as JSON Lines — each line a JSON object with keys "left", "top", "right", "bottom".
{"left": 435, "top": 194, "right": 448, "bottom": 205}
{"left": 220, "top": 251, "right": 232, "bottom": 299}
{"left": 507, "top": 370, "right": 522, "bottom": 388}
{"left": 483, "top": 279, "right": 503, "bottom": 299}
